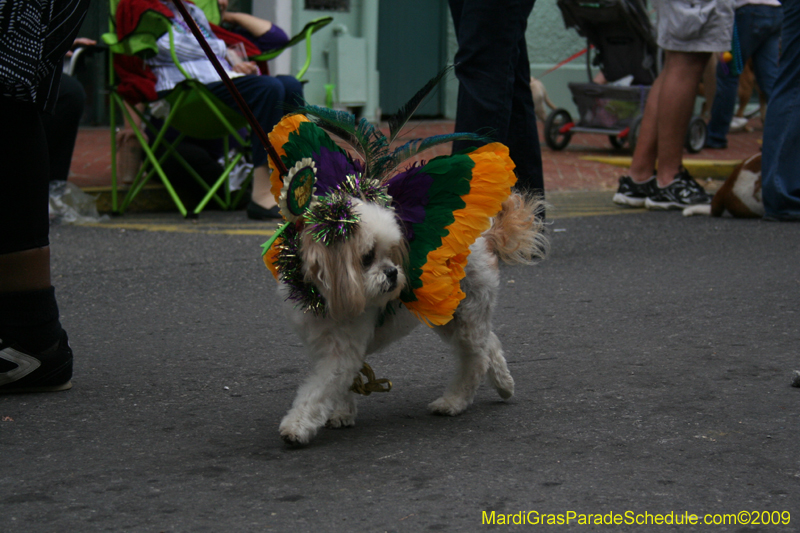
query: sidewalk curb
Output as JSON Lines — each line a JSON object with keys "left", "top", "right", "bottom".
{"left": 84, "top": 185, "right": 186, "bottom": 214}
{"left": 580, "top": 156, "right": 742, "bottom": 179}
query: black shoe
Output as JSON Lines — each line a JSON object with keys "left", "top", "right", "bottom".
{"left": 613, "top": 175, "right": 656, "bottom": 207}
{"left": 0, "top": 330, "right": 73, "bottom": 394}
{"left": 704, "top": 140, "right": 727, "bottom": 149}
{"left": 645, "top": 169, "right": 711, "bottom": 210}
{"left": 246, "top": 201, "right": 282, "bottom": 220}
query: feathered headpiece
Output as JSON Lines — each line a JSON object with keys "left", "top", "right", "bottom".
{"left": 262, "top": 67, "right": 518, "bottom": 325}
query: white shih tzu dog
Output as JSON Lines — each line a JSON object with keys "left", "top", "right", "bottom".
{"left": 261, "top": 77, "right": 548, "bottom": 446}
{"left": 274, "top": 190, "right": 547, "bottom": 446}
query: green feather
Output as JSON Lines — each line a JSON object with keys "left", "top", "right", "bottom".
{"left": 382, "top": 132, "right": 489, "bottom": 177}
{"left": 399, "top": 154, "right": 475, "bottom": 302}
{"left": 280, "top": 120, "right": 344, "bottom": 169}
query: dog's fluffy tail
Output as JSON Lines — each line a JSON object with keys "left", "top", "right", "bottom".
{"left": 484, "top": 192, "right": 549, "bottom": 265}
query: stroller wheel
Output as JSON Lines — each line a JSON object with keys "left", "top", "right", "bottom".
{"left": 685, "top": 115, "right": 707, "bottom": 153}
{"left": 544, "top": 109, "right": 573, "bottom": 151}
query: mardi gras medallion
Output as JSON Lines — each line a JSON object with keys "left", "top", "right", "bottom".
{"left": 279, "top": 158, "right": 318, "bottom": 222}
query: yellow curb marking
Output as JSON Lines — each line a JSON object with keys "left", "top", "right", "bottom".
{"left": 81, "top": 222, "right": 276, "bottom": 236}
{"left": 550, "top": 206, "right": 646, "bottom": 219}
{"left": 580, "top": 156, "right": 742, "bottom": 178}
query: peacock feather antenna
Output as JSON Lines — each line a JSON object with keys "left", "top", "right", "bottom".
{"left": 387, "top": 66, "right": 454, "bottom": 145}
{"left": 380, "top": 132, "right": 491, "bottom": 181}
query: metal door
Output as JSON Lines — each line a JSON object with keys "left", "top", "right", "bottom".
{"left": 377, "top": 0, "right": 448, "bottom": 118}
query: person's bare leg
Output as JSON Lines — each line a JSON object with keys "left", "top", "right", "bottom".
{"left": 251, "top": 165, "right": 277, "bottom": 209}
{"left": 655, "top": 50, "right": 710, "bottom": 187}
{"left": 0, "top": 248, "right": 51, "bottom": 293}
{"left": 701, "top": 54, "right": 717, "bottom": 120}
{"left": 629, "top": 74, "right": 663, "bottom": 182}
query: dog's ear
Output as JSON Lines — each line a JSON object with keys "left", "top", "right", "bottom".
{"left": 302, "top": 236, "right": 366, "bottom": 321}
{"left": 390, "top": 240, "right": 409, "bottom": 286}
{"left": 325, "top": 242, "right": 367, "bottom": 320}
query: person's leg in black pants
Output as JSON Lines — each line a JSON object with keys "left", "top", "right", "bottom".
{"left": 448, "top": 0, "right": 544, "bottom": 197}
{"left": 0, "top": 97, "right": 73, "bottom": 393}
{"left": 42, "top": 74, "right": 86, "bottom": 182}
{"left": 208, "top": 74, "right": 292, "bottom": 218}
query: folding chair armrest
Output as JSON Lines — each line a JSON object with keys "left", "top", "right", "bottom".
{"left": 249, "top": 16, "right": 333, "bottom": 80}
{"left": 103, "top": 10, "right": 172, "bottom": 59}
{"left": 62, "top": 43, "right": 106, "bottom": 76}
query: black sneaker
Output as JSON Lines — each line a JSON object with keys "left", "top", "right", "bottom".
{"left": 0, "top": 330, "right": 73, "bottom": 394}
{"left": 645, "top": 169, "right": 711, "bottom": 210}
{"left": 613, "top": 175, "right": 657, "bottom": 207}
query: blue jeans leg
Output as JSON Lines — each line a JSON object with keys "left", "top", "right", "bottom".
{"left": 706, "top": 5, "right": 783, "bottom": 147}
{"left": 762, "top": 0, "right": 800, "bottom": 219}
{"left": 750, "top": 14, "right": 781, "bottom": 100}
{"left": 706, "top": 61, "right": 739, "bottom": 147}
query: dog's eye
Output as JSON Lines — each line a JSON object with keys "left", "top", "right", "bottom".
{"left": 362, "top": 248, "right": 376, "bottom": 269}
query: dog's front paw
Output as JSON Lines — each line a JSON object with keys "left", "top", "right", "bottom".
{"left": 428, "top": 396, "right": 468, "bottom": 416}
{"left": 279, "top": 416, "right": 318, "bottom": 447}
{"left": 325, "top": 412, "right": 356, "bottom": 429}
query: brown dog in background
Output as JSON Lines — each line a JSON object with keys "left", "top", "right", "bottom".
{"left": 683, "top": 153, "right": 763, "bottom": 218}
{"left": 735, "top": 60, "right": 768, "bottom": 124}
{"left": 530, "top": 77, "right": 557, "bottom": 122}
{"left": 698, "top": 58, "right": 767, "bottom": 126}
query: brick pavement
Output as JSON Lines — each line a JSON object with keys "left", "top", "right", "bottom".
{"left": 68, "top": 119, "right": 765, "bottom": 193}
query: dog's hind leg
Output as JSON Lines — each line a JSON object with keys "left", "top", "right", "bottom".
{"left": 430, "top": 321, "right": 514, "bottom": 415}
{"left": 485, "top": 331, "right": 514, "bottom": 399}
{"left": 429, "top": 318, "right": 494, "bottom": 415}
{"left": 428, "top": 244, "right": 514, "bottom": 415}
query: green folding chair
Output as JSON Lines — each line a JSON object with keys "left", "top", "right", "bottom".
{"left": 102, "top": 1, "right": 329, "bottom": 217}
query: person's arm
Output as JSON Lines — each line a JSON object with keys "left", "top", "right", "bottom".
{"left": 222, "top": 11, "right": 272, "bottom": 37}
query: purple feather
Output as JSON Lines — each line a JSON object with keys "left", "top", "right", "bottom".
{"left": 385, "top": 164, "right": 433, "bottom": 240}
{"left": 312, "top": 146, "right": 364, "bottom": 196}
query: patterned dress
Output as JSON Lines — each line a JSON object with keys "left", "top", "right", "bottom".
{"left": 0, "top": 0, "right": 90, "bottom": 112}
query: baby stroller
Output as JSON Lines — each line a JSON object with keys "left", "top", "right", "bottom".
{"left": 545, "top": 0, "right": 707, "bottom": 153}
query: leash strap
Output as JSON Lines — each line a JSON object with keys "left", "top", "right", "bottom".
{"left": 171, "top": 0, "right": 288, "bottom": 177}
{"left": 540, "top": 46, "right": 592, "bottom": 77}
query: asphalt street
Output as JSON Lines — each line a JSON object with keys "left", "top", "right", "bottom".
{"left": 1, "top": 205, "right": 799, "bottom": 532}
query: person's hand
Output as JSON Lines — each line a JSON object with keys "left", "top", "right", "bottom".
{"left": 66, "top": 37, "right": 97, "bottom": 57}
{"left": 232, "top": 61, "right": 259, "bottom": 75}
{"left": 73, "top": 37, "right": 96, "bottom": 48}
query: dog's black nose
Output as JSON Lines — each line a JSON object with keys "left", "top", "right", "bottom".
{"left": 384, "top": 267, "right": 398, "bottom": 284}
{"left": 384, "top": 267, "right": 398, "bottom": 291}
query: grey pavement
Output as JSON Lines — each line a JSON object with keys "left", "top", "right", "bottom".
{"left": 2, "top": 203, "right": 799, "bottom": 532}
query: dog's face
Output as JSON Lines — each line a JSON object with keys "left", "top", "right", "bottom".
{"left": 301, "top": 199, "right": 407, "bottom": 321}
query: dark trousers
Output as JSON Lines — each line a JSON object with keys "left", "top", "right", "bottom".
{"left": 42, "top": 74, "right": 86, "bottom": 182}
{"left": 208, "top": 74, "right": 304, "bottom": 167}
{"left": 0, "top": 97, "right": 50, "bottom": 254}
{"left": 448, "top": 0, "right": 544, "bottom": 196}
